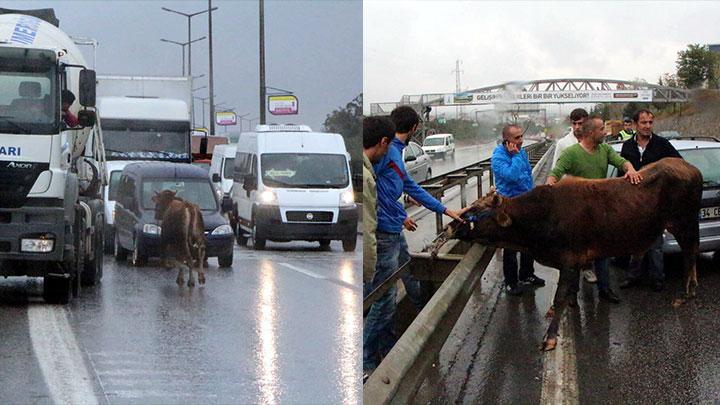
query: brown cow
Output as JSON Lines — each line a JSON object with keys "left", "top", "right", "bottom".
{"left": 436, "top": 158, "right": 702, "bottom": 351}
{"left": 152, "top": 190, "right": 206, "bottom": 287}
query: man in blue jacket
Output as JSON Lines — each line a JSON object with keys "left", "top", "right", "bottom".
{"left": 363, "top": 106, "right": 463, "bottom": 376}
{"left": 492, "top": 124, "right": 546, "bottom": 296}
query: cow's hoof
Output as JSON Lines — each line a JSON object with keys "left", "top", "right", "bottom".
{"left": 188, "top": 279, "right": 195, "bottom": 288}
{"left": 199, "top": 275, "right": 206, "bottom": 285}
{"left": 541, "top": 337, "right": 558, "bottom": 352}
{"left": 176, "top": 277, "right": 184, "bottom": 287}
{"left": 672, "top": 298, "right": 686, "bottom": 308}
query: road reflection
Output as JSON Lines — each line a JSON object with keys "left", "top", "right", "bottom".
{"left": 256, "top": 260, "right": 278, "bottom": 404}
{"left": 338, "top": 260, "right": 360, "bottom": 403}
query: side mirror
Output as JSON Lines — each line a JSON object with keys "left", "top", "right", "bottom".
{"left": 79, "top": 69, "right": 96, "bottom": 107}
{"left": 77, "top": 110, "right": 96, "bottom": 127}
{"left": 404, "top": 155, "right": 417, "bottom": 163}
{"left": 242, "top": 173, "right": 257, "bottom": 195}
{"left": 212, "top": 173, "right": 221, "bottom": 183}
{"left": 221, "top": 195, "right": 233, "bottom": 213}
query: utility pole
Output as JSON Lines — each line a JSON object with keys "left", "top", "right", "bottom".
{"left": 259, "top": 0, "right": 266, "bottom": 124}
{"left": 160, "top": 37, "right": 206, "bottom": 76}
{"left": 208, "top": 0, "right": 216, "bottom": 135}
{"left": 452, "top": 58, "right": 463, "bottom": 120}
{"left": 161, "top": 6, "right": 217, "bottom": 77}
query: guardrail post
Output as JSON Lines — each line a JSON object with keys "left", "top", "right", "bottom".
{"left": 436, "top": 212, "right": 443, "bottom": 234}
{"left": 459, "top": 182, "right": 467, "bottom": 208}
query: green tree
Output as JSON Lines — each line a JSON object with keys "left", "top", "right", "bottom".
{"left": 676, "top": 44, "right": 719, "bottom": 89}
{"left": 323, "top": 93, "right": 362, "bottom": 176}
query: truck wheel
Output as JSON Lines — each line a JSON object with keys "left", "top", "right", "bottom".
{"left": 82, "top": 218, "right": 103, "bottom": 286}
{"left": 218, "top": 254, "right": 233, "bottom": 268}
{"left": 319, "top": 239, "right": 331, "bottom": 250}
{"left": 131, "top": 236, "right": 147, "bottom": 267}
{"left": 43, "top": 275, "right": 71, "bottom": 304}
{"left": 114, "top": 232, "right": 128, "bottom": 261}
{"left": 342, "top": 237, "right": 357, "bottom": 252}
{"left": 252, "top": 225, "right": 266, "bottom": 250}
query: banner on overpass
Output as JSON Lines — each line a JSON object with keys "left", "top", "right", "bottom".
{"left": 443, "top": 89, "right": 653, "bottom": 105}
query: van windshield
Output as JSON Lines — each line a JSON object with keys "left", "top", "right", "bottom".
{"left": 142, "top": 179, "right": 217, "bottom": 210}
{"left": 423, "top": 138, "right": 445, "bottom": 146}
{"left": 261, "top": 153, "right": 349, "bottom": 188}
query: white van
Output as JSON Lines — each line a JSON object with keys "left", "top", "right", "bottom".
{"left": 422, "top": 133, "right": 455, "bottom": 158}
{"left": 230, "top": 125, "right": 357, "bottom": 251}
{"left": 209, "top": 143, "right": 237, "bottom": 197}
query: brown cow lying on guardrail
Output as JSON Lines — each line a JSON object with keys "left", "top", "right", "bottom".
{"left": 152, "top": 190, "right": 206, "bottom": 288}
{"left": 433, "top": 158, "right": 702, "bottom": 351}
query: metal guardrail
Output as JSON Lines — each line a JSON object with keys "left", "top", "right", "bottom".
{"left": 363, "top": 140, "right": 554, "bottom": 404}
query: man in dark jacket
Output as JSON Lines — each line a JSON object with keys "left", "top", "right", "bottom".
{"left": 619, "top": 109, "right": 682, "bottom": 292}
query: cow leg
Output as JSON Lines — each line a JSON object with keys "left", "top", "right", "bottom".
{"left": 176, "top": 264, "right": 184, "bottom": 287}
{"left": 672, "top": 224, "right": 700, "bottom": 299}
{"left": 187, "top": 261, "right": 196, "bottom": 288}
{"left": 197, "top": 244, "right": 206, "bottom": 285}
{"left": 542, "top": 268, "right": 574, "bottom": 351}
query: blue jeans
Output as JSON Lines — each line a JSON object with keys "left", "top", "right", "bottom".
{"left": 363, "top": 232, "right": 422, "bottom": 371}
{"left": 626, "top": 236, "right": 664, "bottom": 281}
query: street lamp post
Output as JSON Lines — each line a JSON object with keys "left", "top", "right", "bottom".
{"left": 194, "top": 96, "right": 209, "bottom": 128}
{"left": 160, "top": 36, "right": 206, "bottom": 76}
{"left": 161, "top": 6, "right": 217, "bottom": 77}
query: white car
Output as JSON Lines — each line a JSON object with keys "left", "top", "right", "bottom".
{"left": 421, "top": 133, "right": 455, "bottom": 159}
{"left": 403, "top": 141, "right": 433, "bottom": 183}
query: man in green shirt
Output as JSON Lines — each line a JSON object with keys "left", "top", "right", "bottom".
{"left": 363, "top": 117, "right": 393, "bottom": 285}
{"left": 546, "top": 116, "right": 642, "bottom": 304}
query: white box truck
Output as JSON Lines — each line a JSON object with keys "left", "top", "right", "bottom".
{"left": 230, "top": 125, "right": 358, "bottom": 251}
{"left": 96, "top": 75, "right": 193, "bottom": 253}
{"left": 0, "top": 9, "right": 105, "bottom": 303}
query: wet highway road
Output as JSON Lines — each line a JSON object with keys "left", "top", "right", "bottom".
{"left": 0, "top": 237, "right": 361, "bottom": 404}
{"left": 426, "top": 143, "right": 496, "bottom": 179}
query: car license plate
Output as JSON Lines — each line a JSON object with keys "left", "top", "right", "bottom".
{"left": 700, "top": 206, "right": 720, "bottom": 219}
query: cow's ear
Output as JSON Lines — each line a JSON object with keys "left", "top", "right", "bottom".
{"left": 492, "top": 193, "right": 503, "bottom": 207}
{"left": 497, "top": 211, "right": 512, "bottom": 227}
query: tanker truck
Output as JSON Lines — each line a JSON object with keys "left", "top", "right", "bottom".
{"left": 0, "top": 9, "right": 105, "bottom": 303}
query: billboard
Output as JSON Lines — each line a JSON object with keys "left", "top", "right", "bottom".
{"left": 268, "top": 95, "right": 299, "bottom": 115}
{"left": 216, "top": 111, "right": 237, "bottom": 126}
{"left": 443, "top": 89, "right": 654, "bottom": 105}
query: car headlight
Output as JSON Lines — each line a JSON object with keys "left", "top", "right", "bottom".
{"left": 211, "top": 224, "right": 233, "bottom": 235}
{"left": 340, "top": 190, "right": 355, "bottom": 207}
{"left": 143, "top": 223, "right": 162, "bottom": 235}
{"left": 21, "top": 238, "right": 54, "bottom": 253}
{"left": 259, "top": 189, "right": 277, "bottom": 205}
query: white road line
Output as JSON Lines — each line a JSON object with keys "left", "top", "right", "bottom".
{"left": 540, "top": 314, "right": 579, "bottom": 405}
{"left": 276, "top": 262, "right": 358, "bottom": 290}
{"left": 28, "top": 305, "right": 99, "bottom": 405}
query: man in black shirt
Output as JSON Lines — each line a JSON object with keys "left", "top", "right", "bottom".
{"left": 619, "top": 109, "right": 682, "bottom": 292}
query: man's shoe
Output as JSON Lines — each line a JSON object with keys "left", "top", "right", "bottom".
{"left": 582, "top": 269, "right": 597, "bottom": 283}
{"left": 505, "top": 284, "right": 523, "bottom": 296}
{"left": 653, "top": 280, "right": 664, "bottom": 292}
{"left": 619, "top": 278, "right": 641, "bottom": 289}
{"left": 521, "top": 274, "right": 546, "bottom": 287}
{"left": 599, "top": 289, "right": 621, "bottom": 304}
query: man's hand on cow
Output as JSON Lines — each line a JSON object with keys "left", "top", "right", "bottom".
{"left": 624, "top": 169, "right": 643, "bottom": 185}
{"left": 445, "top": 208, "right": 465, "bottom": 223}
{"left": 546, "top": 176, "right": 557, "bottom": 186}
{"left": 403, "top": 216, "right": 418, "bottom": 231}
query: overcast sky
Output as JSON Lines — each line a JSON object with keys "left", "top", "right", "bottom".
{"left": 364, "top": 1, "right": 720, "bottom": 113}
{"left": 15, "top": 0, "right": 361, "bottom": 133}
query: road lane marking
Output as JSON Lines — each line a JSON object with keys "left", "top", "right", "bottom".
{"left": 276, "top": 262, "right": 359, "bottom": 291}
{"left": 540, "top": 314, "right": 579, "bottom": 404}
{"left": 28, "top": 305, "right": 100, "bottom": 405}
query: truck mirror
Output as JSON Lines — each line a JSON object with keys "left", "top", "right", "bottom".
{"left": 77, "top": 110, "right": 96, "bottom": 128}
{"left": 221, "top": 195, "right": 233, "bottom": 213}
{"left": 242, "top": 174, "right": 257, "bottom": 194}
{"left": 79, "top": 69, "right": 96, "bottom": 107}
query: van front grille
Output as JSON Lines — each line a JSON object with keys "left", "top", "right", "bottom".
{"left": 286, "top": 211, "right": 333, "bottom": 222}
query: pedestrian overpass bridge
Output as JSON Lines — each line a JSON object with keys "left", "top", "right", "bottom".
{"left": 369, "top": 78, "right": 690, "bottom": 116}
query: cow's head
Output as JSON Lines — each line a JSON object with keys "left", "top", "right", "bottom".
{"left": 152, "top": 189, "right": 178, "bottom": 221}
{"left": 445, "top": 187, "right": 512, "bottom": 242}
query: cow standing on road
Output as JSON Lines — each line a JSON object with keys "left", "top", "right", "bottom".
{"left": 152, "top": 190, "right": 206, "bottom": 287}
{"left": 437, "top": 158, "right": 702, "bottom": 351}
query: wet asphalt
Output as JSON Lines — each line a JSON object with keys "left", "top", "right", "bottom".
{"left": 0, "top": 236, "right": 361, "bottom": 404}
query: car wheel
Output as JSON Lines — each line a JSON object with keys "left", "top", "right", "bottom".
{"left": 252, "top": 225, "right": 266, "bottom": 250}
{"left": 43, "top": 275, "right": 72, "bottom": 304}
{"left": 130, "top": 236, "right": 147, "bottom": 267}
{"left": 82, "top": 217, "right": 103, "bottom": 286}
{"left": 342, "top": 237, "right": 357, "bottom": 252}
{"left": 235, "top": 223, "right": 248, "bottom": 246}
{"left": 319, "top": 239, "right": 331, "bottom": 250}
{"left": 114, "top": 232, "right": 128, "bottom": 261}
{"left": 218, "top": 254, "right": 233, "bottom": 268}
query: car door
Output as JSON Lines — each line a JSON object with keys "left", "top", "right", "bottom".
{"left": 411, "top": 142, "right": 430, "bottom": 182}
